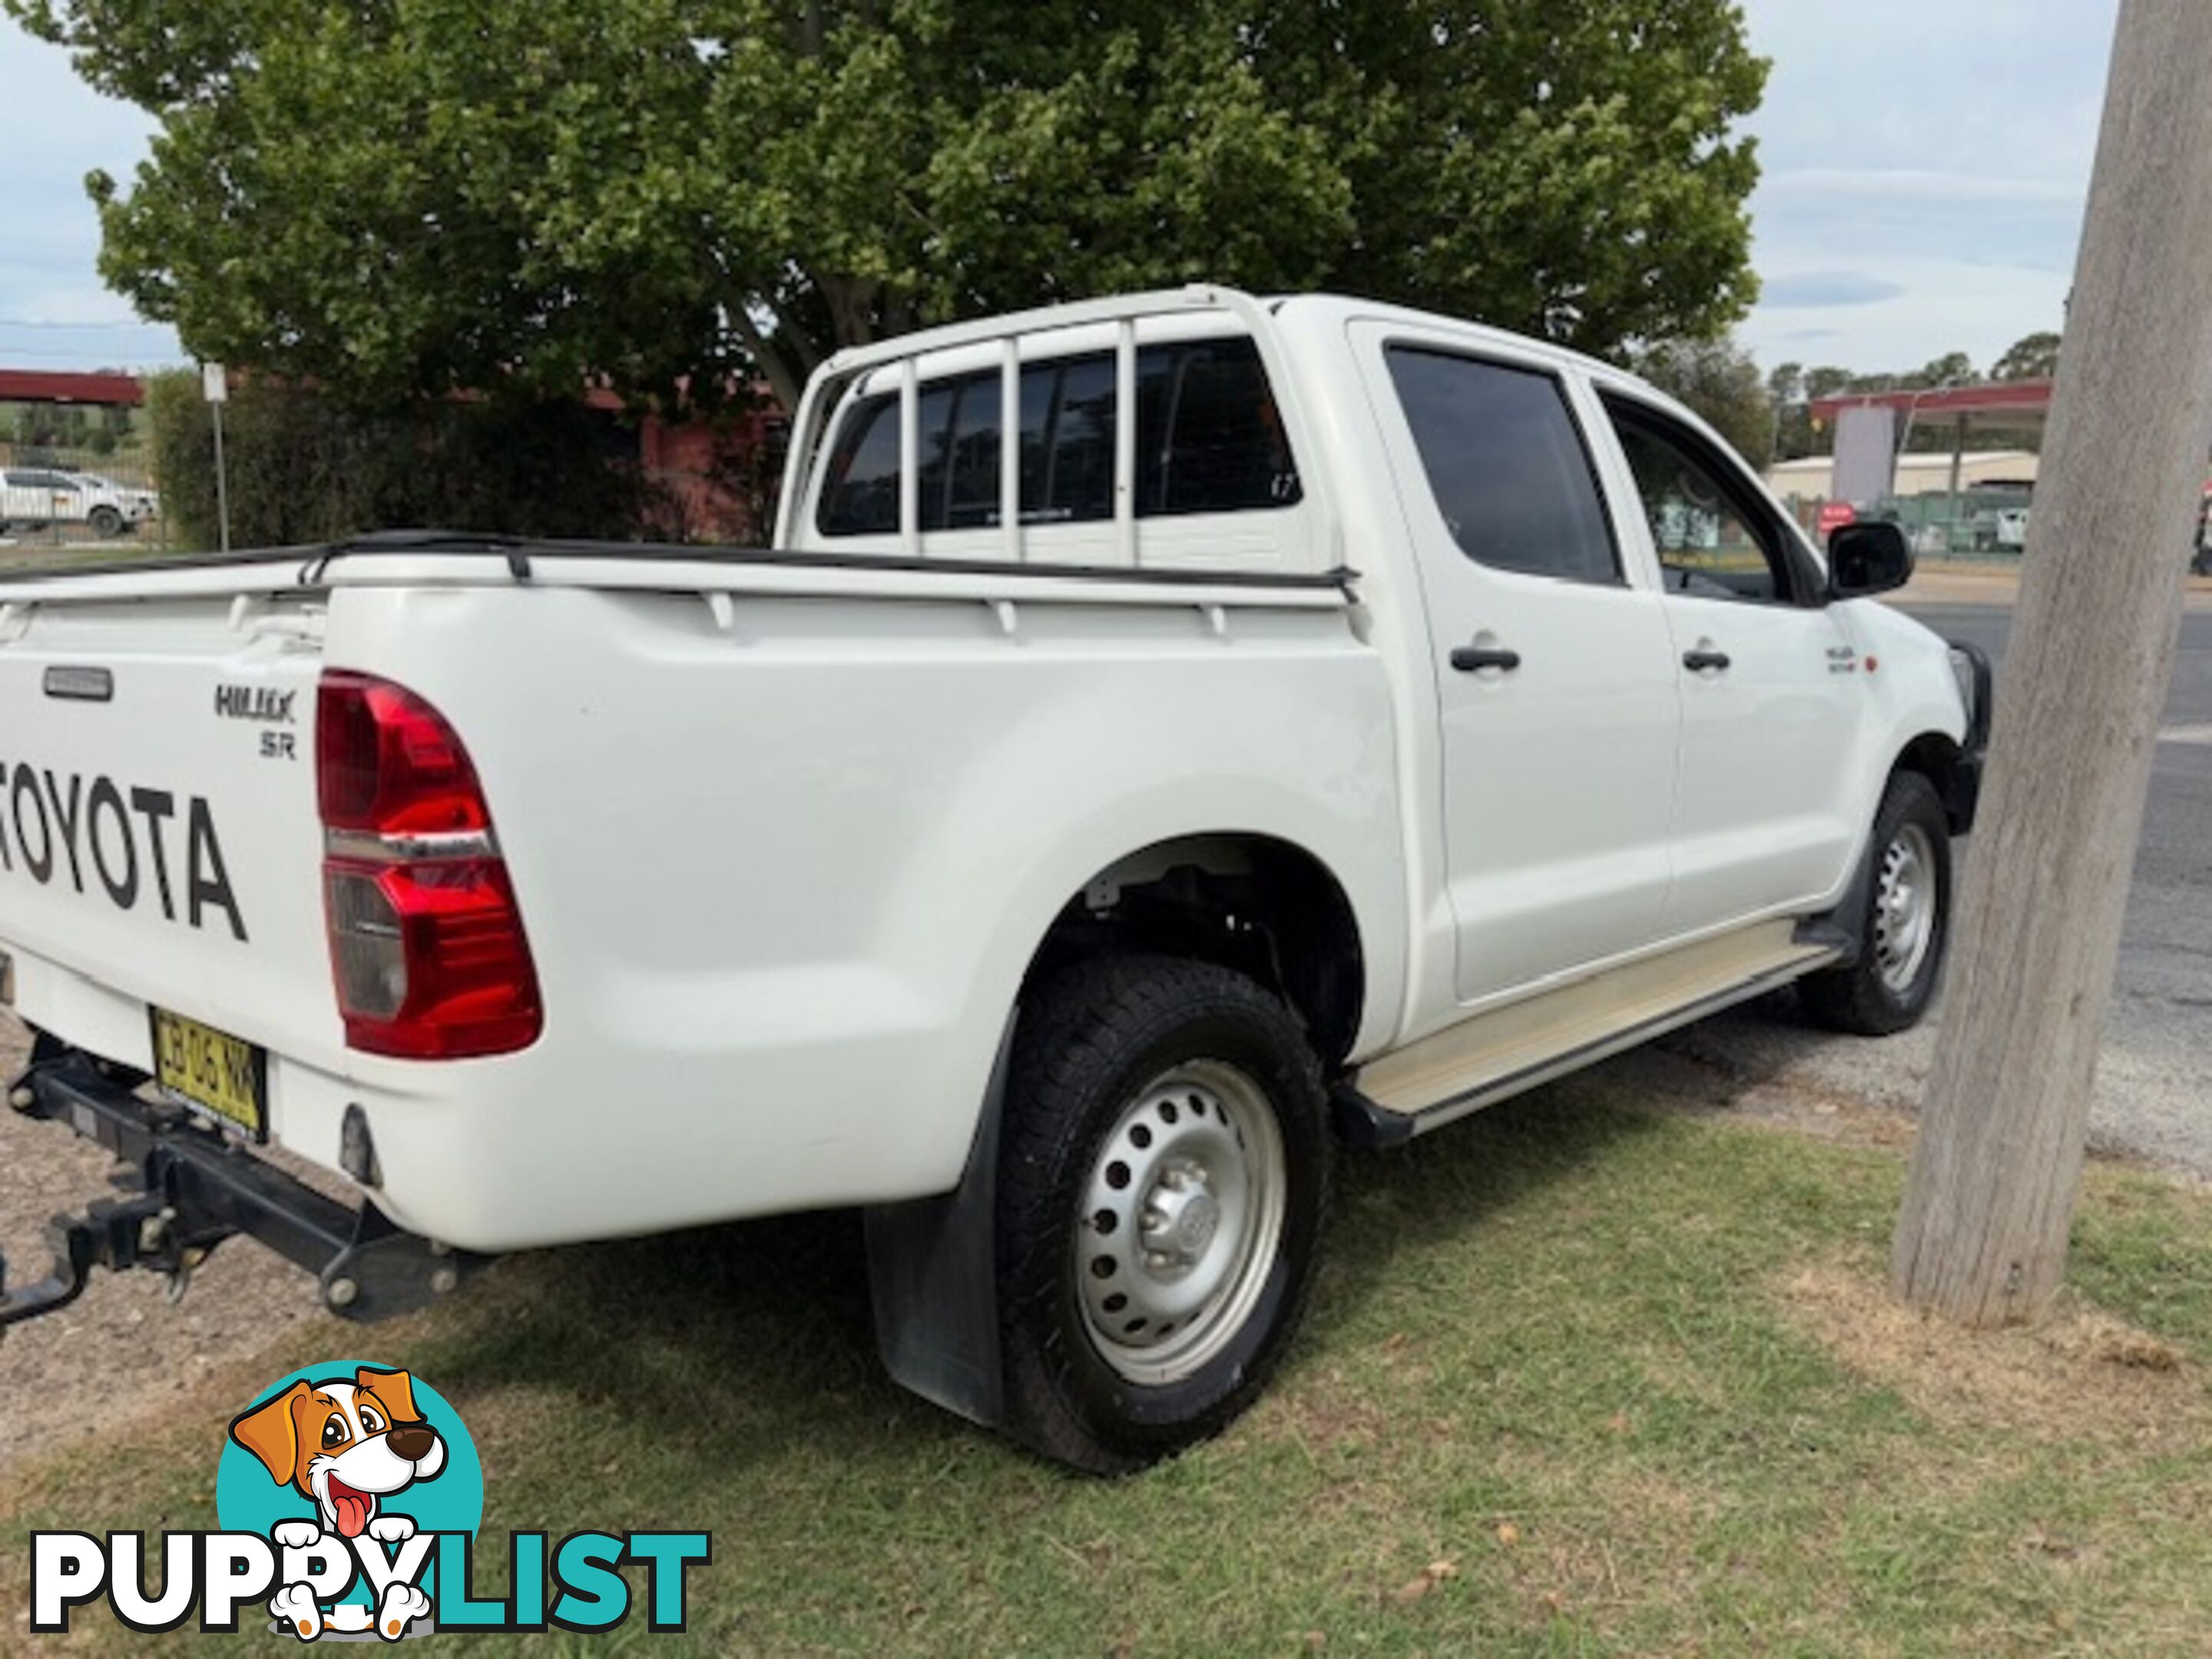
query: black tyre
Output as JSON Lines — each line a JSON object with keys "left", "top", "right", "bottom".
{"left": 87, "top": 505, "right": 123, "bottom": 538}
{"left": 1800, "top": 770, "right": 1952, "bottom": 1035}
{"left": 996, "top": 953, "right": 1333, "bottom": 1472}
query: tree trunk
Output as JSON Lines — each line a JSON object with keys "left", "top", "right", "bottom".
{"left": 1893, "top": 0, "right": 2212, "bottom": 1324}
{"left": 728, "top": 307, "right": 804, "bottom": 413}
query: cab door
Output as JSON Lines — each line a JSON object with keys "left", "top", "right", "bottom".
{"left": 1356, "top": 326, "right": 1683, "bottom": 1005}
{"left": 1591, "top": 392, "right": 1866, "bottom": 933}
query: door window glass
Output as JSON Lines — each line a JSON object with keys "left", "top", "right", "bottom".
{"left": 1605, "top": 405, "right": 1792, "bottom": 603}
{"left": 1384, "top": 348, "right": 1618, "bottom": 584}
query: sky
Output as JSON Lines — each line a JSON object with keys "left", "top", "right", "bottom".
{"left": 1733, "top": 0, "right": 2118, "bottom": 376}
{"left": 0, "top": 3, "right": 2125, "bottom": 380}
{"left": 0, "top": 24, "right": 179, "bottom": 374}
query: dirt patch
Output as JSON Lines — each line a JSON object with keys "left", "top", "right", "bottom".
{"left": 1777, "top": 1260, "right": 2200, "bottom": 1445}
{"left": 1617, "top": 1022, "right": 1922, "bottom": 1151}
{"left": 0, "top": 1013, "right": 337, "bottom": 1472}
{"left": 1249, "top": 1359, "right": 1394, "bottom": 1458}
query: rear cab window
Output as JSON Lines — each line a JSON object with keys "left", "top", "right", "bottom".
{"left": 814, "top": 336, "right": 1300, "bottom": 538}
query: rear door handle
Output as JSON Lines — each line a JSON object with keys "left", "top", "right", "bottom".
{"left": 1681, "top": 649, "right": 1731, "bottom": 673}
{"left": 1450, "top": 645, "right": 1522, "bottom": 673}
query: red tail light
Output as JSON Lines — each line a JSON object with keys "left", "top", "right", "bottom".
{"left": 316, "top": 671, "right": 541, "bottom": 1058}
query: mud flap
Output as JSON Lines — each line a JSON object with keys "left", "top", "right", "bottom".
{"left": 861, "top": 1022, "right": 1013, "bottom": 1428}
{"left": 1795, "top": 830, "right": 1878, "bottom": 968}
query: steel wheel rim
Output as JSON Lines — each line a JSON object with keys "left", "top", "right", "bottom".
{"left": 1075, "top": 1059, "right": 1287, "bottom": 1386}
{"left": 1873, "top": 822, "right": 1939, "bottom": 994}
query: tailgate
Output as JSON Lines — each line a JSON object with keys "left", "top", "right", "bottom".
{"left": 0, "top": 585, "right": 334, "bottom": 1068}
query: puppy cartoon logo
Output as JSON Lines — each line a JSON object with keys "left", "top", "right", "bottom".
{"left": 227, "top": 1367, "right": 454, "bottom": 1639}
{"left": 28, "top": 1359, "right": 707, "bottom": 1639}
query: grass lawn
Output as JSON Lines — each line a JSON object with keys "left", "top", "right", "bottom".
{"left": 6, "top": 1081, "right": 2212, "bottom": 1655}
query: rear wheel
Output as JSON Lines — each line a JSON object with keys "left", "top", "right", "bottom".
{"left": 996, "top": 954, "right": 1332, "bottom": 1472}
{"left": 1800, "top": 770, "right": 1952, "bottom": 1035}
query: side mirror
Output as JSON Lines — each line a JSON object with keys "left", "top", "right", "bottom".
{"left": 1826, "top": 520, "right": 1914, "bottom": 599}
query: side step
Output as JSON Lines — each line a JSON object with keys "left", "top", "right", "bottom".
{"left": 1336, "top": 920, "right": 1837, "bottom": 1147}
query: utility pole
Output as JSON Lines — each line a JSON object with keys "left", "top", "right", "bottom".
{"left": 1894, "top": 0, "right": 2212, "bottom": 1324}
{"left": 202, "top": 362, "right": 231, "bottom": 555}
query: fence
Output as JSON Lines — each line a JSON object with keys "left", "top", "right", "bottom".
{"left": 0, "top": 439, "right": 171, "bottom": 554}
{"left": 1777, "top": 489, "right": 2034, "bottom": 561}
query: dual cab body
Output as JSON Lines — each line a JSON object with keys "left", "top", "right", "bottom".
{"left": 0, "top": 290, "right": 1981, "bottom": 1466}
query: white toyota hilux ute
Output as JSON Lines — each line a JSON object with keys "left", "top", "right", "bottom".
{"left": 0, "top": 288, "right": 1986, "bottom": 1470}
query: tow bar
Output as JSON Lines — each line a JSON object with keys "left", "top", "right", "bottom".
{"left": 0, "top": 1038, "right": 481, "bottom": 1339}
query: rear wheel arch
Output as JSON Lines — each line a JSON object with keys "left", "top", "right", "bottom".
{"left": 1020, "top": 832, "right": 1367, "bottom": 1071}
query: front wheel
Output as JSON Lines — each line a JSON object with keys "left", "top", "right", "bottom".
{"left": 1800, "top": 770, "right": 1953, "bottom": 1035}
{"left": 86, "top": 505, "right": 123, "bottom": 538}
{"left": 995, "top": 954, "right": 1333, "bottom": 1472}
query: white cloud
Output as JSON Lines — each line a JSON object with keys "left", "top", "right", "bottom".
{"left": 1740, "top": 257, "right": 2073, "bottom": 374}
{"left": 1761, "top": 169, "right": 2085, "bottom": 208}
{"left": 1759, "top": 272, "right": 1906, "bottom": 310}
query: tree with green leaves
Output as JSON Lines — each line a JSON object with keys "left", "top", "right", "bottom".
{"left": 12, "top": 0, "right": 1767, "bottom": 412}
{"left": 1632, "top": 336, "right": 1776, "bottom": 469}
{"left": 1992, "top": 329, "right": 2062, "bottom": 381}
{"left": 1801, "top": 366, "right": 1856, "bottom": 402}
{"left": 1765, "top": 361, "right": 1813, "bottom": 460}
{"left": 1904, "top": 350, "right": 1979, "bottom": 390}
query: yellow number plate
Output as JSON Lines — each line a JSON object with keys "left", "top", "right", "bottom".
{"left": 149, "top": 1008, "right": 267, "bottom": 1141}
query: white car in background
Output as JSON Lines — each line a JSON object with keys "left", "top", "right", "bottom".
{"left": 1970, "top": 505, "right": 2030, "bottom": 551}
{"left": 63, "top": 472, "right": 160, "bottom": 534}
{"left": 0, "top": 467, "right": 157, "bottom": 539}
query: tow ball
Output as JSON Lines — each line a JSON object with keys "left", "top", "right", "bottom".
{"left": 0, "top": 1193, "right": 220, "bottom": 1342}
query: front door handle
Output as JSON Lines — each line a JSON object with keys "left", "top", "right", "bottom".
{"left": 1682, "top": 648, "right": 1731, "bottom": 673}
{"left": 1451, "top": 644, "right": 1522, "bottom": 673}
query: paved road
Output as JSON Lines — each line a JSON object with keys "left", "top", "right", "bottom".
{"left": 1916, "top": 601, "right": 2211, "bottom": 1160}
{"left": 1643, "top": 601, "right": 2212, "bottom": 1174}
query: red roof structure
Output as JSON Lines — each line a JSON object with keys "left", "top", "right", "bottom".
{"left": 0, "top": 368, "right": 145, "bottom": 407}
{"left": 1810, "top": 378, "right": 2053, "bottom": 435}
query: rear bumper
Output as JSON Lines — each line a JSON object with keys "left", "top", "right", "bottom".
{"left": 3, "top": 931, "right": 986, "bottom": 1252}
{"left": 0, "top": 1038, "right": 479, "bottom": 1334}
